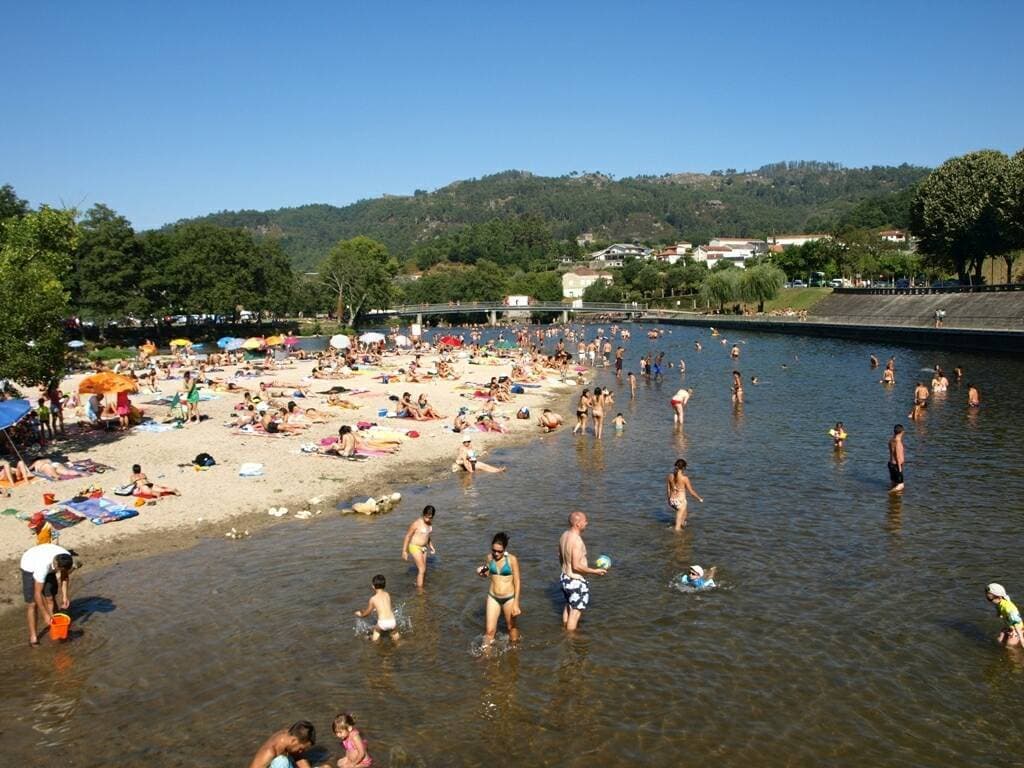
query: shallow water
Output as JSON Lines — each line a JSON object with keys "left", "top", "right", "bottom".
{"left": 3, "top": 327, "right": 1024, "bottom": 767}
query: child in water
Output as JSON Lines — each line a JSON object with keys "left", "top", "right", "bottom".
{"left": 679, "top": 565, "right": 716, "bottom": 590}
{"left": 612, "top": 413, "right": 627, "bottom": 432}
{"left": 829, "top": 422, "right": 848, "bottom": 449}
{"left": 354, "top": 574, "right": 399, "bottom": 641}
{"left": 332, "top": 712, "right": 372, "bottom": 767}
{"left": 985, "top": 583, "right": 1024, "bottom": 648}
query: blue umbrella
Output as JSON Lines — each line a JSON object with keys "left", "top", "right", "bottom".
{"left": 0, "top": 399, "right": 31, "bottom": 430}
{"left": 216, "top": 337, "right": 235, "bottom": 349}
{"left": 225, "top": 338, "right": 245, "bottom": 351}
{"left": 191, "top": 343, "right": 205, "bottom": 349}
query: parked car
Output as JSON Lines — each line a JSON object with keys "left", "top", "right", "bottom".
{"left": 932, "top": 280, "right": 961, "bottom": 288}
{"left": 790, "top": 279, "right": 806, "bottom": 288}
{"left": 895, "top": 278, "right": 910, "bottom": 289}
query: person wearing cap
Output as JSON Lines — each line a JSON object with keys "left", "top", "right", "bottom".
{"left": 679, "top": 565, "right": 716, "bottom": 590}
{"left": 28, "top": 512, "right": 56, "bottom": 545}
{"left": 985, "top": 584, "right": 1024, "bottom": 648}
{"left": 455, "top": 438, "right": 505, "bottom": 474}
{"left": 20, "top": 542, "right": 75, "bottom": 646}
{"left": 452, "top": 407, "right": 470, "bottom": 433}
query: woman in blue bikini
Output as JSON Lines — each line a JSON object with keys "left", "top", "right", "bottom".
{"left": 476, "top": 531, "right": 521, "bottom": 645}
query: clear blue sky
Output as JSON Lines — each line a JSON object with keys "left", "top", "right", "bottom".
{"left": 4, "top": 0, "right": 1022, "bottom": 230}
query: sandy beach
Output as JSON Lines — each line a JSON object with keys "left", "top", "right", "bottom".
{"left": 0, "top": 343, "right": 577, "bottom": 608}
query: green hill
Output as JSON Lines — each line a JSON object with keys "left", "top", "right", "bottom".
{"left": 173, "top": 162, "right": 928, "bottom": 271}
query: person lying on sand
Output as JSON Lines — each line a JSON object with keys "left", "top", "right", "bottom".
{"left": 130, "top": 464, "right": 180, "bottom": 496}
{"left": 29, "top": 459, "right": 84, "bottom": 481}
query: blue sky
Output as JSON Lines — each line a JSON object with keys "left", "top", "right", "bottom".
{"left": 4, "top": 0, "right": 1022, "bottom": 230}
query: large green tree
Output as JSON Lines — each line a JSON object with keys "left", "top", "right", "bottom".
{"left": 71, "top": 204, "right": 149, "bottom": 322}
{"left": 996, "top": 149, "right": 1024, "bottom": 279}
{"left": 0, "top": 184, "right": 29, "bottom": 221}
{"left": 739, "top": 264, "right": 786, "bottom": 312}
{"left": 910, "top": 150, "right": 1008, "bottom": 283}
{"left": 700, "top": 268, "right": 740, "bottom": 311}
{"left": 0, "top": 207, "right": 77, "bottom": 384}
{"left": 319, "top": 236, "right": 396, "bottom": 326}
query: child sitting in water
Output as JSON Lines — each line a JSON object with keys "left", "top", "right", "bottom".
{"left": 354, "top": 574, "right": 399, "bottom": 641}
{"left": 332, "top": 712, "right": 372, "bottom": 768}
{"left": 612, "top": 413, "right": 627, "bottom": 431}
{"left": 679, "top": 565, "right": 716, "bottom": 590}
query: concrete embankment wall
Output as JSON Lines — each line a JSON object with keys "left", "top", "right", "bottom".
{"left": 808, "top": 291, "right": 1024, "bottom": 330}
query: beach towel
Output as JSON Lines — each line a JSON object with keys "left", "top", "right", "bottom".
{"left": 232, "top": 427, "right": 288, "bottom": 438}
{"left": 134, "top": 421, "right": 176, "bottom": 433}
{"left": 44, "top": 508, "right": 87, "bottom": 530}
{"left": 68, "top": 459, "right": 115, "bottom": 475}
{"left": 0, "top": 476, "right": 36, "bottom": 489}
{"left": 239, "top": 463, "right": 264, "bottom": 477}
{"left": 61, "top": 497, "right": 138, "bottom": 525}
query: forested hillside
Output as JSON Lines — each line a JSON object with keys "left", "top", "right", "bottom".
{"left": 176, "top": 162, "right": 928, "bottom": 270}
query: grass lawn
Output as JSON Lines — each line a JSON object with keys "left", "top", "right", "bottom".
{"left": 756, "top": 287, "right": 831, "bottom": 313}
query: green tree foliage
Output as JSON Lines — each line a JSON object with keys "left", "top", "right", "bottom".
{"left": 403, "top": 261, "right": 509, "bottom": 304}
{"left": 996, "top": 149, "right": 1024, "bottom": 279}
{"left": 700, "top": 268, "right": 741, "bottom": 311}
{"left": 319, "top": 236, "right": 397, "bottom": 326}
{"left": 0, "top": 207, "right": 77, "bottom": 384}
{"left": 739, "top": 264, "right": 786, "bottom": 312}
{"left": 0, "top": 184, "right": 29, "bottom": 221}
{"left": 581, "top": 279, "right": 623, "bottom": 303}
{"left": 633, "top": 263, "right": 663, "bottom": 298}
{"left": 911, "top": 150, "right": 1009, "bottom": 283}
{"left": 71, "top": 204, "right": 149, "bottom": 321}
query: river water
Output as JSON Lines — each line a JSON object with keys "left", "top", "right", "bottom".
{"left": 3, "top": 326, "right": 1024, "bottom": 767}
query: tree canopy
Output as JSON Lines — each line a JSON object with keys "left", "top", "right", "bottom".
{"left": 319, "top": 236, "right": 397, "bottom": 326}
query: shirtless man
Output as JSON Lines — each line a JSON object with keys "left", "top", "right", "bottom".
{"left": 670, "top": 388, "right": 691, "bottom": 427}
{"left": 667, "top": 458, "right": 703, "bottom": 530}
{"left": 888, "top": 424, "right": 905, "bottom": 493}
{"left": 538, "top": 409, "right": 564, "bottom": 432}
{"left": 558, "top": 511, "right": 606, "bottom": 631}
{"left": 968, "top": 383, "right": 980, "bottom": 407}
{"left": 248, "top": 721, "right": 316, "bottom": 768}
{"left": 614, "top": 346, "right": 624, "bottom": 379}
{"left": 909, "top": 381, "right": 929, "bottom": 420}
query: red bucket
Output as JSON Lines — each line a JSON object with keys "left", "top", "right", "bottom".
{"left": 49, "top": 612, "right": 70, "bottom": 641}
{"left": 43, "top": 493, "right": 57, "bottom": 506}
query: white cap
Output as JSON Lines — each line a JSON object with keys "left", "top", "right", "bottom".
{"left": 987, "top": 583, "right": 1008, "bottom": 598}
{"left": 689, "top": 565, "right": 704, "bottom": 577}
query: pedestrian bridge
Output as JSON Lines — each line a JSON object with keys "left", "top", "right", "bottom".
{"left": 378, "top": 301, "right": 647, "bottom": 325}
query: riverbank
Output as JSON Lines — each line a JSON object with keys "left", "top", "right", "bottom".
{"left": 0, "top": 348, "right": 578, "bottom": 609}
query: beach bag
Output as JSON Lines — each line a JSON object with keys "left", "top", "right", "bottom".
{"left": 114, "top": 483, "right": 136, "bottom": 496}
{"left": 516, "top": 407, "right": 530, "bottom": 419}
{"left": 511, "top": 385, "right": 525, "bottom": 394}
{"left": 193, "top": 452, "right": 216, "bottom": 467}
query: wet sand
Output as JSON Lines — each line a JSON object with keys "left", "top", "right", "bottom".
{"left": 0, "top": 346, "right": 578, "bottom": 609}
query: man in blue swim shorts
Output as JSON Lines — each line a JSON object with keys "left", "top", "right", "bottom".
{"left": 558, "top": 511, "right": 607, "bottom": 631}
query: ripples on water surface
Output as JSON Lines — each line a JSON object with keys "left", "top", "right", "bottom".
{"left": 2, "top": 328, "right": 1023, "bottom": 767}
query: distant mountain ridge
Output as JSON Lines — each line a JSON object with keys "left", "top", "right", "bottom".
{"left": 173, "top": 162, "right": 929, "bottom": 270}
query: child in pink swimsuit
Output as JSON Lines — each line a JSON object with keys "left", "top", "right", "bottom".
{"left": 333, "top": 712, "right": 372, "bottom": 767}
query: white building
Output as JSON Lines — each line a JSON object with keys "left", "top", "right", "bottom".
{"left": 562, "top": 267, "right": 613, "bottom": 299}
{"left": 766, "top": 233, "right": 831, "bottom": 248}
{"left": 691, "top": 237, "right": 767, "bottom": 268}
{"left": 589, "top": 243, "right": 651, "bottom": 262}
{"left": 653, "top": 242, "right": 693, "bottom": 265}
{"left": 879, "top": 229, "right": 907, "bottom": 243}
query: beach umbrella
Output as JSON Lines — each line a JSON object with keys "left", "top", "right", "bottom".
{"left": 169, "top": 338, "right": 191, "bottom": 347}
{"left": 284, "top": 336, "right": 300, "bottom": 346}
{"left": 140, "top": 342, "right": 157, "bottom": 355}
{"left": 216, "top": 336, "right": 236, "bottom": 349}
{"left": 225, "top": 338, "right": 245, "bottom": 351}
{"left": 329, "top": 334, "right": 351, "bottom": 349}
{"left": 242, "top": 337, "right": 264, "bottom": 350}
{"left": 438, "top": 335, "right": 463, "bottom": 347}
{"left": 265, "top": 335, "right": 286, "bottom": 346}
{"left": 0, "top": 399, "right": 33, "bottom": 465}
{"left": 394, "top": 334, "right": 412, "bottom": 347}
{"left": 191, "top": 343, "right": 205, "bottom": 349}
{"left": 359, "top": 332, "right": 385, "bottom": 344}
{"left": 495, "top": 340, "right": 516, "bottom": 350}
{"left": 67, "top": 340, "right": 85, "bottom": 349}
{"left": 79, "top": 372, "right": 139, "bottom": 394}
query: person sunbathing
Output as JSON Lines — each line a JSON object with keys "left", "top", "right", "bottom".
{"left": 323, "top": 425, "right": 366, "bottom": 458}
{"left": 29, "top": 458, "right": 84, "bottom": 481}
{"left": 452, "top": 408, "right": 471, "bottom": 433}
{"left": 301, "top": 407, "right": 332, "bottom": 423}
{"left": 399, "top": 393, "right": 427, "bottom": 420}
{"left": 130, "top": 464, "right": 180, "bottom": 496}
{"left": 0, "top": 458, "right": 31, "bottom": 485}
{"left": 416, "top": 394, "right": 444, "bottom": 419}
{"left": 325, "top": 395, "right": 359, "bottom": 409}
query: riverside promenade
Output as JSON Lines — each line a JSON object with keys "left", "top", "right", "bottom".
{"left": 643, "top": 285, "right": 1024, "bottom": 353}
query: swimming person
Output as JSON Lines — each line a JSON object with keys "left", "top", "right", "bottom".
{"left": 670, "top": 387, "right": 691, "bottom": 427}
{"left": 558, "top": 511, "right": 606, "bottom": 632}
{"left": 968, "top": 384, "right": 980, "bottom": 407}
{"left": 612, "top": 413, "right": 627, "bottom": 432}
{"left": 476, "top": 531, "right": 521, "bottom": 645}
{"left": 401, "top": 505, "right": 435, "bottom": 588}
{"left": 985, "top": 583, "right": 1024, "bottom": 648}
{"left": 332, "top": 712, "right": 373, "bottom": 768}
{"left": 888, "top": 424, "right": 905, "bottom": 493}
{"left": 354, "top": 574, "right": 399, "bottom": 641}
{"left": 667, "top": 458, "right": 704, "bottom": 531}
{"left": 829, "top": 422, "right": 848, "bottom": 449}
{"left": 679, "top": 565, "right": 717, "bottom": 589}
{"left": 248, "top": 721, "right": 316, "bottom": 768}
{"left": 731, "top": 344, "right": 740, "bottom": 359}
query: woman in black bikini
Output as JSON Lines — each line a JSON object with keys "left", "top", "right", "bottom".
{"left": 572, "top": 389, "right": 591, "bottom": 435}
{"left": 476, "top": 531, "right": 521, "bottom": 645}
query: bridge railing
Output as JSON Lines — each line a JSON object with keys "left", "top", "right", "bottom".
{"left": 386, "top": 301, "right": 647, "bottom": 314}
{"left": 835, "top": 284, "right": 1024, "bottom": 295}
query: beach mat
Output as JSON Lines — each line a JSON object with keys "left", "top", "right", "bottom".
{"left": 69, "top": 459, "right": 115, "bottom": 475}
{"left": 62, "top": 497, "right": 138, "bottom": 525}
{"left": 0, "top": 476, "right": 36, "bottom": 489}
{"left": 45, "top": 508, "right": 87, "bottom": 530}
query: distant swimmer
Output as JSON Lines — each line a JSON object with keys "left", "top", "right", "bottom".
{"left": 679, "top": 564, "right": 716, "bottom": 590}
{"left": 888, "top": 424, "right": 905, "bottom": 493}
{"left": 679, "top": 359, "right": 686, "bottom": 373}
{"left": 558, "top": 511, "right": 606, "bottom": 631}
{"left": 628, "top": 371, "right": 637, "bottom": 399}
{"left": 750, "top": 376, "right": 759, "bottom": 385}
{"left": 670, "top": 388, "right": 692, "bottom": 427}
{"left": 931, "top": 369, "right": 949, "bottom": 393}
{"left": 881, "top": 365, "right": 895, "bottom": 385}
{"left": 909, "top": 381, "right": 929, "bottom": 420}
{"left": 985, "top": 583, "right": 1024, "bottom": 648}
{"left": 402, "top": 505, "right": 436, "bottom": 588}
{"left": 730, "top": 344, "right": 740, "bottom": 359}
{"left": 954, "top": 365, "right": 964, "bottom": 381}
{"left": 354, "top": 573, "right": 399, "bottom": 641}
{"left": 829, "top": 421, "right": 848, "bottom": 449}
{"left": 476, "top": 531, "right": 521, "bottom": 645}
{"left": 667, "top": 458, "right": 703, "bottom": 531}
{"left": 612, "top": 413, "right": 627, "bottom": 432}
{"left": 249, "top": 721, "right": 316, "bottom": 768}
{"left": 968, "top": 384, "right": 981, "bottom": 407}
{"left": 870, "top": 354, "right": 879, "bottom": 368}
{"left": 731, "top": 370, "right": 744, "bottom": 404}
{"left": 694, "top": 340, "right": 703, "bottom": 352}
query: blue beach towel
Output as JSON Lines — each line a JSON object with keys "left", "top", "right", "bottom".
{"left": 62, "top": 497, "right": 139, "bottom": 525}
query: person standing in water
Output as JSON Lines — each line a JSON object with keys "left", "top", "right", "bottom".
{"left": 401, "top": 505, "right": 436, "bottom": 588}
{"left": 667, "top": 458, "right": 703, "bottom": 531}
{"left": 627, "top": 371, "right": 637, "bottom": 399}
{"left": 614, "top": 346, "right": 624, "bottom": 379}
{"left": 968, "top": 384, "right": 980, "bottom": 407}
{"left": 670, "top": 388, "right": 691, "bottom": 427}
{"left": 985, "top": 583, "right": 1024, "bottom": 648}
{"left": 476, "top": 531, "right": 521, "bottom": 645}
{"left": 558, "top": 511, "right": 606, "bottom": 631}
{"left": 572, "top": 388, "right": 591, "bottom": 435}
{"left": 888, "top": 424, "right": 905, "bottom": 493}
{"left": 731, "top": 370, "right": 744, "bottom": 404}
{"left": 909, "top": 381, "right": 929, "bottom": 420}
{"left": 730, "top": 344, "right": 740, "bottom": 359}
{"left": 591, "top": 386, "right": 606, "bottom": 439}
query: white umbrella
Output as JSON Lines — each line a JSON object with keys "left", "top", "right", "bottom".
{"left": 394, "top": 334, "right": 412, "bottom": 347}
{"left": 329, "top": 334, "right": 351, "bottom": 349}
{"left": 359, "top": 332, "right": 386, "bottom": 344}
